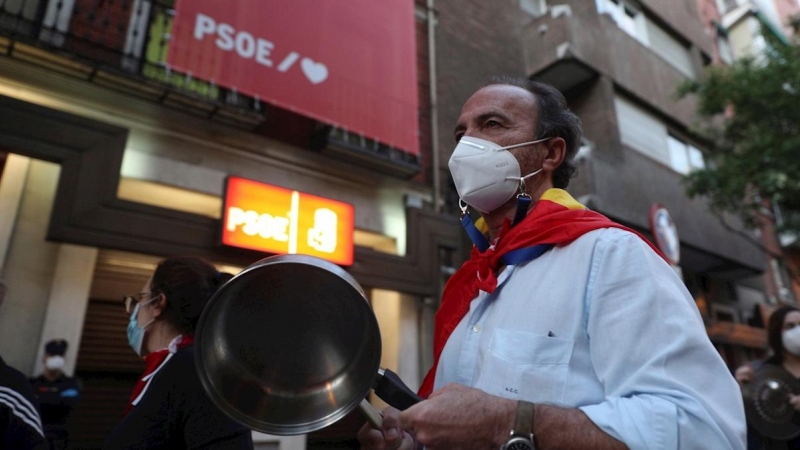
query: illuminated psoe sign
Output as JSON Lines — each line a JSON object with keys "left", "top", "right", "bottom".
{"left": 222, "top": 177, "right": 354, "bottom": 266}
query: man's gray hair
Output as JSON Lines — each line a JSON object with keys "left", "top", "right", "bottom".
{"left": 490, "top": 76, "right": 583, "bottom": 189}
{"left": 0, "top": 278, "right": 6, "bottom": 307}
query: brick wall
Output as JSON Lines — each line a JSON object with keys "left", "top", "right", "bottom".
{"left": 414, "top": 0, "right": 432, "bottom": 186}
{"left": 433, "top": 0, "right": 528, "bottom": 212}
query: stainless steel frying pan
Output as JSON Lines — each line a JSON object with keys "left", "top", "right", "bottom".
{"left": 194, "top": 254, "right": 421, "bottom": 435}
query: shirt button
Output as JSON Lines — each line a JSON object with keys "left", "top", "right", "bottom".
{"left": 472, "top": 325, "right": 481, "bottom": 333}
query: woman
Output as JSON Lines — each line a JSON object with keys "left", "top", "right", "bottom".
{"left": 736, "top": 305, "right": 800, "bottom": 450}
{"left": 104, "top": 257, "right": 252, "bottom": 449}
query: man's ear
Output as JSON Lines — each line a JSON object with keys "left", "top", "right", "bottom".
{"left": 151, "top": 293, "right": 168, "bottom": 318}
{"left": 542, "top": 137, "right": 566, "bottom": 173}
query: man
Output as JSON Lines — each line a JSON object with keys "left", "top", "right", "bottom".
{"left": 358, "top": 80, "right": 746, "bottom": 449}
{"left": 30, "top": 339, "right": 81, "bottom": 450}
{"left": 0, "top": 279, "right": 47, "bottom": 450}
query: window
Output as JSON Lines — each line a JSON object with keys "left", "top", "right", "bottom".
{"left": 614, "top": 95, "right": 670, "bottom": 165}
{"left": 717, "top": 34, "right": 734, "bottom": 63}
{"left": 668, "top": 135, "right": 705, "bottom": 175}
{"left": 519, "top": 0, "right": 547, "bottom": 17}
{"left": 599, "top": 0, "right": 649, "bottom": 45}
{"left": 615, "top": 95, "right": 708, "bottom": 173}
{"left": 715, "top": 0, "right": 740, "bottom": 14}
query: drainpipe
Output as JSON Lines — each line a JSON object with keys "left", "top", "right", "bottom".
{"left": 427, "top": 0, "right": 441, "bottom": 213}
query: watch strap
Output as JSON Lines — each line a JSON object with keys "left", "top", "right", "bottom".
{"left": 514, "top": 400, "right": 535, "bottom": 437}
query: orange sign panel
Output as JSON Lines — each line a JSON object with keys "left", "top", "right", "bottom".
{"left": 222, "top": 177, "right": 354, "bottom": 266}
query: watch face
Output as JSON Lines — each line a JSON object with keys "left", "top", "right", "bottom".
{"left": 505, "top": 437, "right": 534, "bottom": 450}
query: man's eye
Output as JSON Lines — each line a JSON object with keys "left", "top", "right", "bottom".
{"left": 486, "top": 120, "right": 500, "bottom": 128}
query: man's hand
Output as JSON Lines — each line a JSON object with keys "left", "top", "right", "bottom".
{"left": 357, "top": 407, "right": 417, "bottom": 450}
{"left": 398, "top": 383, "right": 515, "bottom": 450}
{"left": 734, "top": 363, "right": 754, "bottom": 385}
{"left": 789, "top": 394, "right": 800, "bottom": 411}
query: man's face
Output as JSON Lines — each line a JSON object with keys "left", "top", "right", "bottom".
{"left": 453, "top": 85, "right": 540, "bottom": 165}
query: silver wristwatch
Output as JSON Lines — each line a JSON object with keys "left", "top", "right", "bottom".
{"left": 501, "top": 400, "right": 536, "bottom": 450}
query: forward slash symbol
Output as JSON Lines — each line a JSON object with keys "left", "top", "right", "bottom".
{"left": 278, "top": 52, "right": 300, "bottom": 72}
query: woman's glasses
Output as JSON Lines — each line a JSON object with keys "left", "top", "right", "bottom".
{"left": 122, "top": 292, "right": 155, "bottom": 314}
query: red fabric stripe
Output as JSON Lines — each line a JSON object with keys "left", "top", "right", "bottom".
{"left": 124, "top": 335, "right": 194, "bottom": 414}
{"left": 417, "top": 200, "right": 664, "bottom": 398}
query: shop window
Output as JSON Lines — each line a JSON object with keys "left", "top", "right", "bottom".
{"left": 117, "top": 178, "right": 223, "bottom": 218}
{"left": 667, "top": 135, "right": 705, "bottom": 175}
{"left": 354, "top": 229, "right": 398, "bottom": 255}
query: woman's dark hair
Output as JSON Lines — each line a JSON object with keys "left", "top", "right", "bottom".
{"left": 149, "top": 257, "right": 229, "bottom": 334}
{"left": 766, "top": 305, "right": 800, "bottom": 365}
{"left": 490, "top": 76, "right": 583, "bottom": 189}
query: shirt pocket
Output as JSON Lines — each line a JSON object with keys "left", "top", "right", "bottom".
{"left": 476, "top": 329, "right": 574, "bottom": 404}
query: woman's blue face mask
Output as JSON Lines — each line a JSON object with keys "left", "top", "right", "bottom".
{"left": 127, "top": 296, "right": 158, "bottom": 357}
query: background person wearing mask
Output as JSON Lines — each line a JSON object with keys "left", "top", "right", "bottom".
{"left": 0, "top": 278, "right": 47, "bottom": 450}
{"left": 30, "top": 339, "right": 81, "bottom": 450}
{"left": 736, "top": 305, "right": 800, "bottom": 450}
{"left": 359, "top": 79, "right": 745, "bottom": 450}
{"left": 103, "top": 257, "right": 252, "bottom": 449}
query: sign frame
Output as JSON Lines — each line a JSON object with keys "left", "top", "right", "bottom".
{"left": 220, "top": 176, "right": 355, "bottom": 266}
{"left": 649, "top": 203, "right": 680, "bottom": 266}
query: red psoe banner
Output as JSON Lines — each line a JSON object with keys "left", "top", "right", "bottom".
{"left": 222, "top": 177, "right": 355, "bottom": 266}
{"left": 167, "top": 1, "right": 419, "bottom": 156}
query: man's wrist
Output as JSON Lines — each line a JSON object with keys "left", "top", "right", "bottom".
{"left": 494, "top": 396, "right": 518, "bottom": 448}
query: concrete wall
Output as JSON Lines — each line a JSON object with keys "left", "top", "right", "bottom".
{"left": 32, "top": 244, "right": 97, "bottom": 377}
{"left": 640, "top": 0, "right": 715, "bottom": 55}
{"left": 0, "top": 159, "right": 61, "bottom": 374}
{"left": 522, "top": 8, "right": 700, "bottom": 129}
{"left": 0, "top": 154, "right": 29, "bottom": 272}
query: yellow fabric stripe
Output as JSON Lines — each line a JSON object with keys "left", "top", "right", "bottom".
{"left": 474, "top": 217, "right": 490, "bottom": 234}
{"left": 539, "top": 189, "right": 586, "bottom": 210}
{"left": 473, "top": 189, "right": 583, "bottom": 234}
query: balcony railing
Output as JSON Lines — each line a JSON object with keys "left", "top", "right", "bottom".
{"left": 0, "top": 0, "right": 270, "bottom": 126}
{"left": 0, "top": 0, "right": 421, "bottom": 177}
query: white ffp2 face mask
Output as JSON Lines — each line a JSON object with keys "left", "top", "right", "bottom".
{"left": 45, "top": 356, "right": 65, "bottom": 371}
{"left": 448, "top": 136, "right": 549, "bottom": 213}
{"left": 783, "top": 326, "right": 800, "bottom": 356}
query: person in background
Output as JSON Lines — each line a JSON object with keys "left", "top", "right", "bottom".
{"left": 30, "top": 339, "right": 81, "bottom": 450}
{"left": 0, "top": 278, "right": 47, "bottom": 449}
{"left": 735, "top": 305, "right": 800, "bottom": 450}
{"left": 103, "top": 258, "right": 251, "bottom": 450}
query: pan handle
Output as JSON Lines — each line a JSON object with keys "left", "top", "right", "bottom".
{"left": 359, "top": 399, "right": 383, "bottom": 428}
{"left": 374, "top": 368, "right": 423, "bottom": 410}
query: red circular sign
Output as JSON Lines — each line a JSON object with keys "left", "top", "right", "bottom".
{"left": 649, "top": 204, "right": 680, "bottom": 265}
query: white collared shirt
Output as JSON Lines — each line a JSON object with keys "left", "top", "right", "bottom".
{"left": 435, "top": 228, "right": 745, "bottom": 450}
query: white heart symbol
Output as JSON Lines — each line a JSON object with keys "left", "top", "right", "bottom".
{"left": 301, "top": 58, "right": 328, "bottom": 84}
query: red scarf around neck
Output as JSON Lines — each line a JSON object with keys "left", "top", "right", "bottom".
{"left": 417, "top": 190, "right": 665, "bottom": 398}
{"left": 125, "top": 334, "right": 194, "bottom": 414}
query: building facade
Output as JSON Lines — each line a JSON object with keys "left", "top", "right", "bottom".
{"left": 0, "top": 0, "right": 785, "bottom": 448}
{"left": 0, "top": 1, "right": 464, "bottom": 448}
{"left": 432, "top": 0, "right": 772, "bottom": 370}
{"left": 694, "top": 0, "right": 800, "bottom": 331}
